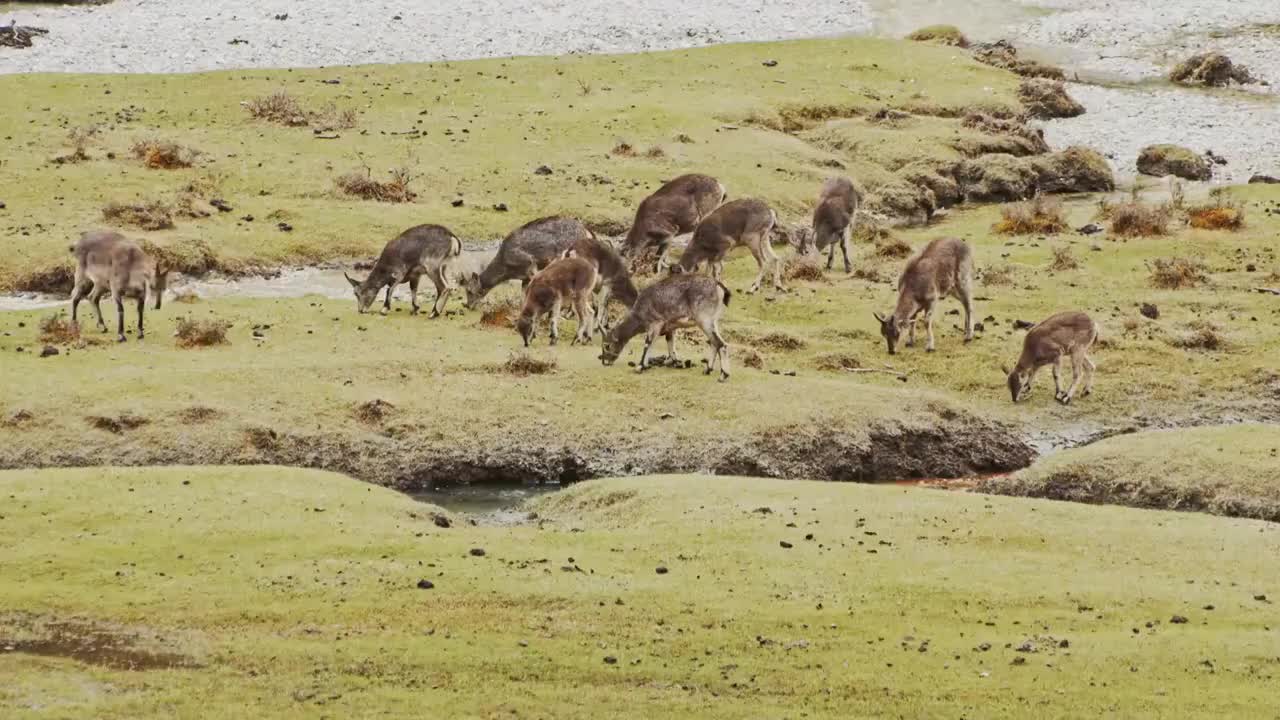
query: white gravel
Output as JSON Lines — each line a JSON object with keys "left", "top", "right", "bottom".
{"left": 0, "top": 0, "right": 873, "bottom": 75}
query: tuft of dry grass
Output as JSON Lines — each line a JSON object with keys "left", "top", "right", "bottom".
{"left": 980, "top": 264, "right": 1017, "bottom": 287}
{"left": 130, "top": 137, "right": 199, "bottom": 169}
{"left": 52, "top": 125, "right": 100, "bottom": 164}
{"left": 335, "top": 166, "right": 418, "bottom": 203}
{"left": 85, "top": 413, "right": 150, "bottom": 434}
{"left": 852, "top": 265, "right": 888, "bottom": 283}
{"left": 177, "top": 406, "right": 222, "bottom": 424}
{"left": 672, "top": 132, "right": 694, "bottom": 144}
{"left": 102, "top": 199, "right": 175, "bottom": 231}
{"left": 905, "top": 25, "right": 969, "bottom": 48}
{"left": 783, "top": 254, "right": 829, "bottom": 282}
{"left": 1107, "top": 200, "right": 1171, "bottom": 237}
{"left": 171, "top": 289, "right": 201, "bottom": 304}
{"left": 995, "top": 195, "right": 1067, "bottom": 235}
{"left": 244, "top": 90, "right": 309, "bottom": 126}
{"left": 1048, "top": 245, "right": 1080, "bottom": 272}
{"left": 644, "top": 145, "right": 666, "bottom": 159}
{"left": 478, "top": 296, "right": 521, "bottom": 329}
{"left": 611, "top": 140, "right": 636, "bottom": 157}
{"left": 739, "top": 347, "right": 765, "bottom": 370}
{"left": 353, "top": 399, "right": 396, "bottom": 425}
{"left": 1168, "top": 321, "right": 1230, "bottom": 351}
{"left": 1148, "top": 257, "right": 1209, "bottom": 289}
{"left": 874, "top": 236, "right": 912, "bottom": 259}
{"left": 814, "top": 352, "right": 864, "bottom": 371}
{"left": 757, "top": 331, "right": 806, "bottom": 351}
{"left": 38, "top": 314, "right": 80, "bottom": 344}
{"left": 1169, "top": 52, "right": 1254, "bottom": 87}
{"left": 1187, "top": 194, "right": 1246, "bottom": 231}
{"left": 501, "top": 351, "right": 557, "bottom": 376}
{"left": 310, "top": 103, "right": 358, "bottom": 132}
{"left": 174, "top": 317, "right": 231, "bottom": 348}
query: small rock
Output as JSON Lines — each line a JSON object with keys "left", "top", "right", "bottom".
{"left": 974, "top": 322, "right": 986, "bottom": 333}
{"left": 762, "top": 60, "right": 778, "bottom": 67}
{"left": 1170, "top": 615, "right": 1189, "bottom": 624}
{"left": 252, "top": 329, "right": 265, "bottom": 338}
{"left": 241, "top": 215, "right": 254, "bottom": 222}
{"left": 432, "top": 513, "right": 451, "bottom": 528}
{"left": 779, "top": 541, "right": 794, "bottom": 549}
{"left": 533, "top": 165, "right": 553, "bottom": 175}
{"left": 1011, "top": 656, "right": 1027, "bottom": 666}
{"left": 493, "top": 203, "right": 509, "bottom": 212}
{"left": 39, "top": 345, "right": 59, "bottom": 358}
{"left": 1140, "top": 303, "right": 1159, "bottom": 320}
{"left": 277, "top": 222, "right": 293, "bottom": 232}
{"left": 451, "top": 198, "right": 464, "bottom": 207}
{"left": 210, "top": 199, "right": 233, "bottom": 212}
{"left": 655, "top": 566, "right": 668, "bottom": 575}
{"left": 416, "top": 579, "right": 435, "bottom": 590}
{"left": 977, "top": 642, "right": 992, "bottom": 651}
{"left": 1248, "top": 174, "right": 1280, "bottom": 185}
{"left": 1203, "top": 604, "right": 1215, "bottom": 611}
{"left": 659, "top": 412, "right": 674, "bottom": 420}
{"left": 1013, "top": 319, "right": 1035, "bottom": 330}
{"left": 1058, "top": 639, "right": 1070, "bottom": 648}
{"left": 1246, "top": 263, "right": 1257, "bottom": 272}
{"left": 1077, "top": 223, "right": 1103, "bottom": 235}
{"left": 469, "top": 548, "right": 486, "bottom": 557}
{"left": 0, "top": 201, "right": 6, "bottom": 210}
{"left": 603, "top": 656, "right": 618, "bottom": 665}
{"left": 784, "top": 370, "right": 797, "bottom": 377}
{"left": 1254, "top": 594, "right": 1268, "bottom": 602}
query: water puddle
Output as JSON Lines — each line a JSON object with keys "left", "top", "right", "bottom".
{"left": 411, "top": 484, "right": 561, "bottom": 526}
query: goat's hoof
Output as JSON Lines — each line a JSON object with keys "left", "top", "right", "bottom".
{"left": 410, "top": 308, "right": 420, "bottom": 316}
{"left": 1057, "top": 395, "right": 1072, "bottom": 406}
{"left": 719, "top": 373, "right": 730, "bottom": 383}
{"left": 429, "top": 311, "right": 441, "bottom": 319}
{"left": 843, "top": 265, "right": 853, "bottom": 274}
{"left": 116, "top": 335, "right": 127, "bottom": 343}
{"left": 925, "top": 346, "right": 936, "bottom": 353}
{"left": 963, "top": 336, "right": 974, "bottom": 344}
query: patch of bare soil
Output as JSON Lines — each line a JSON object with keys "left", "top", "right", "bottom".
{"left": 0, "top": 614, "right": 202, "bottom": 672}
{"left": 85, "top": 414, "right": 150, "bottom": 434}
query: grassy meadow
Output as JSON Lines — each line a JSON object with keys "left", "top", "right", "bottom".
{"left": 2, "top": 468, "right": 1278, "bottom": 718}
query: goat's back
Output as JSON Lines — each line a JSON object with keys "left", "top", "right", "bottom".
{"left": 379, "top": 224, "right": 459, "bottom": 267}
{"left": 899, "top": 237, "right": 972, "bottom": 297}
{"left": 1023, "top": 311, "right": 1097, "bottom": 361}
{"left": 501, "top": 216, "right": 592, "bottom": 263}
{"left": 695, "top": 198, "right": 774, "bottom": 241}
{"left": 634, "top": 272, "right": 726, "bottom": 322}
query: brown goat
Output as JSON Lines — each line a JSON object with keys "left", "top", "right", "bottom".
{"left": 621, "top": 174, "right": 727, "bottom": 272}
{"left": 600, "top": 273, "right": 732, "bottom": 381}
{"left": 345, "top": 224, "right": 462, "bottom": 316}
{"left": 563, "top": 234, "right": 640, "bottom": 333}
{"left": 464, "top": 216, "right": 593, "bottom": 308}
{"left": 70, "top": 230, "right": 163, "bottom": 342}
{"left": 1005, "top": 311, "right": 1098, "bottom": 404}
{"left": 806, "top": 176, "right": 862, "bottom": 273}
{"left": 515, "top": 257, "right": 599, "bottom": 347}
{"left": 874, "top": 237, "right": 975, "bottom": 354}
{"left": 676, "top": 198, "right": 781, "bottom": 293}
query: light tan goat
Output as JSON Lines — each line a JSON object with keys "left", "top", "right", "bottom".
{"left": 1005, "top": 311, "right": 1099, "bottom": 404}
{"left": 806, "top": 176, "right": 862, "bottom": 273}
{"left": 515, "top": 256, "right": 599, "bottom": 347}
{"left": 599, "top": 273, "right": 732, "bottom": 381}
{"left": 621, "top": 173, "right": 727, "bottom": 272}
{"left": 70, "top": 230, "right": 163, "bottom": 342}
{"left": 874, "top": 237, "right": 974, "bottom": 354}
{"left": 675, "top": 198, "right": 781, "bottom": 293}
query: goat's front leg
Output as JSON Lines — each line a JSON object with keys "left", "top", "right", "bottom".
{"left": 924, "top": 307, "right": 937, "bottom": 352}
{"left": 825, "top": 242, "right": 836, "bottom": 270}
{"left": 113, "top": 291, "right": 126, "bottom": 343}
{"left": 665, "top": 331, "right": 678, "bottom": 363}
{"left": 594, "top": 285, "right": 612, "bottom": 333}
{"left": 382, "top": 284, "right": 394, "bottom": 314}
{"left": 428, "top": 268, "right": 450, "bottom": 318}
{"left": 548, "top": 298, "right": 562, "bottom": 346}
{"left": 839, "top": 227, "right": 853, "bottom": 274}
{"left": 1051, "top": 357, "right": 1064, "bottom": 401}
{"left": 637, "top": 323, "right": 662, "bottom": 372}
{"left": 408, "top": 275, "right": 422, "bottom": 315}
{"left": 1060, "top": 355, "right": 1085, "bottom": 405}
{"left": 571, "top": 293, "right": 593, "bottom": 345}
{"left": 136, "top": 295, "right": 145, "bottom": 341}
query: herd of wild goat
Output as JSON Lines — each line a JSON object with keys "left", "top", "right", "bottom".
{"left": 67, "top": 172, "right": 1098, "bottom": 404}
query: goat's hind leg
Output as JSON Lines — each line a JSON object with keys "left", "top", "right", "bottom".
{"left": 1082, "top": 354, "right": 1097, "bottom": 397}
{"left": 1059, "top": 353, "right": 1085, "bottom": 405}
{"left": 637, "top": 322, "right": 663, "bottom": 372}
{"left": 571, "top": 292, "right": 594, "bottom": 345}
{"left": 89, "top": 284, "right": 108, "bottom": 333}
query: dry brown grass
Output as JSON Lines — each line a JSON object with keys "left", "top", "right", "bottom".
{"left": 739, "top": 347, "right": 765, "bottom": 370}
{"left": 130, "top": 138, "right": 199, "bottom": 169}
{"left": 814, "top": 352, "right": 864, "bottom": 371}
{"left": 177, "top": 406, "right": 222, "bottom": 424}
{"left": 874, "top": 236, "right": 913, "bottom": 259}
{"left": 1048, "top": 245, "right": 1080, "bottom": 272}
{"left": 1107, "top": 200, "right": 1171, "bottom": 237}
{"left": 353, "top": 399, "right": 395, "bottom": 425}
{"left": 39, "top": 314, "right": 80, "bottom": 344}
{"left": 1168, "top": 321, "right": 1230, "bottom": 351}
{"left": 1187, "top": 195, "right": 1246, "bottom": 231}
{"left": 852, "top": 266, "right": 889, "bottom": 283}
{"left": 611, "top": 140, "right": 637, "bottom": 157}
{"left": 478, "top": 297, "right": 521, "bottom": 329}
{"left": 755, "top": 331, "right": 806, "bottom": 351}
{"left": 85, "top": 414, "right": 150, "bottom": 434}
{"left": 644, "top": 145, "right": 667, "bottom": 159}
{"left": 311, "top": 103, "right": 358, "bottom": 132}
{"left": 171, "top": 289, "right": 201, "bottom": 304}
{"left": 905, "top": 25, "right": 969, "bottom": 48}
{"left": 980, "top": 264, "right": 1017, "bottom": 287}
{"left": 52, "top": 125, "right": 99, "bottom": 164}
{"left": 995, "top": 195, "right": 1067, "bottom": 235}
{"left": 500, "top": 351, "right": 557, "bottom": 376}
{"left": 335, "top": 166, "right": 418, "bottom": 203}
{"left": 244, "top": 90, "right": 309, "bottom": 126}
{"left": 174, "top": 317, "right": 231, "bottom": 348}
{"left": 783, "top": 255, "right": 829, "bottom": 282}
{"left": 1148, "top": 257, "right": 1209, "bottom": 289}
{"left": 102, "top": 199, "right": 175, "bottom": 231}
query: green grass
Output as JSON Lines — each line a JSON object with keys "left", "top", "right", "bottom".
{"left": 1, "top": 467, "right": 1277, "bottom": 718}
{"left": 981, "top": 425, "right": 1280, "bottom": 521}
{"left": 0, "top": 35, "right": 1019, "bottom": 290}
{"left": 3, "top": 188, "right": 1279, "bottom": 484}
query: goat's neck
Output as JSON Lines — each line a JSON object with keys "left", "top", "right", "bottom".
{"left": 891, "top": 289, "right": 921, "bottom": 324}
{"left": 611, "top": 312, "right": 645, "bottom": 347}
{"left": 477, "top": 260, "right": 508, "bottom": 294}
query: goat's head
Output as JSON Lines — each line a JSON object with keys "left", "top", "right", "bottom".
{"left": 873, "top": 311, "right": 903, "bottom": 355}
{"left": 599, "top": 329, "right": 624, "bottom": 366}
{"left": 515, "top": 313, "right": 535, "bottom": 347}
{"left": 1004, "top": 365, "right": 1032, "bottom": 403}
{"left": 462, "top": 272, "right": 485, "bottom": 309}
{"left": 345, "top": 272, "right": 379, "bottom": 314}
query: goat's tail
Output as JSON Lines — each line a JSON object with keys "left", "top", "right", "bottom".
{"left": 450, "top": 234, "right": 463, "bottom": 258}
{"left": 717, "top": 281, "right": 732, "bottom": 308}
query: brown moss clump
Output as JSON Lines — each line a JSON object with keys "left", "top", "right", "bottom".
{"left": 784, "top": 255, "right": 829, "bottom": 282}
{"left": 1018, "top": 79, "right": 1085, "bottom": 119}
{"left": 478, "top": 297, "right": 521, "bottom": 329}
{"left": 335, "top": 167, "right": 417, "bottom": 203}
{"left": 1137, "top": 144, "right": 1211, "bottom": 181}
{"left": 960, "top": 113, "right": 1049, "bottom": 155}
{"left": 644, "top": 145, "right": 667, "bottom": 159}
{"left": 1187, "top": 197, "right": 1246, "bottom": 231}
{"left": 972, "top": 40, "right": 1066, "bottom": 79}
{"left": 906, "top": 25, "right": 969, "bottom": 48}
{"left": 995, "top": 195, "right": 1067, "bottom": 235}
{"left": 980, "top": 264, "right": 1017, "bottom": 287}
{"left": 354, "top": 399, "right": 395, "bottom": 425}
{"left": 102, "top": 199, "right": 175, "bottom": 231}
{"left": 1169, "top": 53, "right": 1254, "bottom": 87}
{"left": 610, "top": 140, "right": 636, "bottom": 157}
{"left": 244, "top": 90, "right": 309, "bottom": 126}
{"left": 138, "top": 237, "right": 218, "bottom": 277}
{"left": 875, "top": 236, "right": 913, "bottom": 259}
{"left": 1048, "top": 245, "right": 1080, "bottom": 272}
{"left": 130, "top": 138, "right": 199, "bottom": 169}
{"left": 174, "top": 317, "right": 231, "bottom": 348}
{"left": 38, "top": 314, "right": 80, "bottom": 344}
{"left": 1149, "top": 257, "right": 1209, "bottom": 289}
{"left": 85, "top": 413, "right": 150, "bottom": 434}
{"left": 814, "top": 352, "right": 863, "bottom": 371}
{"left": 756, "top": 331, "right": 806, "bottom": 351}
{"left": 1109, "top": 201, "right": 1172, "bottom": 237}
{"left": 740, "top": 347, "right": 765, "bottom": 370}
{"left": 501, "top": 351, "right": 557, "bottom": 376}
{"left": 1168, "top": 321, "right": 1230, "bottom": 351}
{"left": 177, "top": 406, "right": 222, "bottom": 424}
{"left": 1032, "top": 146, "right": 1115, "bottom": 194}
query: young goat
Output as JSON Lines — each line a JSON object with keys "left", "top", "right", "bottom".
{"left": 874, "top": 237, "right": 975, "bottom": 354}
{"left": 1005, "top": 311, "right": 1098, "bottom": 404}
{"left": 464, "top": 216, "right": 592, "bottom": 308}
{"left": 675, "top": 198, "right": 781, "bottom": 293}
{"left": 806, "top": 176, "right": 862, "bottom": 273}
{"left": 515, "top": 257, "right": 599, "bottom": 347}
{"left": 599, "top": 273, "right": 732, "bottom": 381}
{"left": 563, "top": 234, "right": 639, "bottom": 333}
{"left": 621, "top": 173, "right": 727, "bottom": 272}
{"left": 345, "top": 224, "right": 462, "bottom": 316}
{"left": 70, "top": 230, "right": 162, "bottom": 342}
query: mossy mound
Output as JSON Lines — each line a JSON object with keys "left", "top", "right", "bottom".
{"left": 1018, "top": 79, "right": 1085, "bottom": 119}
{"left": 1137, "top": 144, "right": 1212, "bottom": 181}
{"left": 1169, "top": 53, "right": 1254, "bottom": 87}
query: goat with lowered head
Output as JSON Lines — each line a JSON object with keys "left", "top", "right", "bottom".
{"left": 70, "top": 230, "right": 164, "bottom": 342}
{"left": 804, "top": 176, "right": 862, "bottom": 273}
{"left": 464, "top": 216, "right": 592, "bottom": 308}
{"left": 621, "top": 173, "right": 727, "bottom": 272}
{"left": 562, "top": 233, "right": 639, "bottom": 333}
{"left": 515, "top": 256, "right": 599, "bottom": 347}
{"left": 600, "top": 273, "right": 732, "bottom": 381}
{"left": 1005, "top": 311, "right": 1098, "bottom": 404}
{"left": 874, "top": 237, "right": 975, "bottom": 354}
{"left": 345, "top": 224, "right": 462, "bottom": 316}
{"left": 676, "top": 197, "right": 781, "bottom": 293}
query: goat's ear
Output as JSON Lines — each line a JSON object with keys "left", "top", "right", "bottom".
{"left": 470, "top": 272, "right": 479, "bottom": 282}
{"left": 1000, "top": 364, "right": 1011, "bottom": 375}
{"left": 344, "top": 272, "right": 360, "bottom": 289}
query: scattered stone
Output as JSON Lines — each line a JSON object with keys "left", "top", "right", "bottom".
{"left": 469, "top": 547, "right": 486, "bottom": 557}
{"left": 1137, "top": 144, "right": 1211, "bottom": 181}
{"left": 493, "top": 203, "right": 509, "bottom": 212}
{"left": 1249, "top": 174, "right": 1280, "bottom": 185}
{"left": 603, "top": 655, "right": 618, "bottom": 664}
{"left": 1018, "top": 79, "right": 1085, "bottom": 119}
{"left": 1203, "top": 604, "right": 1215, "bottom": 611}
{"left": 431, "top": 513, "right": 451, "bottom": 528}
{"left": 779, "top": 541, "right": 794, "bottom": 549}
{"left": 1204, "top": 150, "right": 1228, "bottom": 166}
{"left": 277, "top": 222, "right": 294, "bottom": 232}
{"left": 1078, "top": 223, "right": 1103, "bottom": 235}
{"left": 1254, "top": 594, "right": 1268, "bottom": 602}
{"left": 39, "top": 345, "right": 59, "bottom": 358}
{"left": 1011, "top": 656, "right": 1027, "bottom": 666}
{"left": 1170, "top": 615, "right": 1188, "bottom": 624}
{"left": 655, "top": 565, "right": 668, "bottom": 574}
{"left": 1140, "top": 303, "right": 1159, "bottom": 320}
{"left": 762, "top": 59, "right": 778, "bottom": 67}
{"left": 451, "top": 198, "right": 465, "bottom": 207}
{"left": 210, "top": 198, "right": 233, "bottom": 212}
{"left": 0, "top": 201, "right": 6, "bottom": 210}
{"left": 533, "top": 165, "right": 553, "bottom": 175}
{"left": 416, "top": 579, "right": 435, "bottom": 590}
{"left": 1013, "top": 319, "right": 1035, "bottom": 330}
{"left": 977, "top": 642, "right": 992, "bottom": 652}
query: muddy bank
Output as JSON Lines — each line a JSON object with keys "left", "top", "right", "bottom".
{"left": 0, "top": 415, "right": 1035, "bottom": 489}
